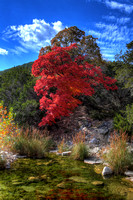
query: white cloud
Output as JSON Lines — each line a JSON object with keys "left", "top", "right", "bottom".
{"left": 10, "top": 46, "right": 29, "bottom": 55}
{"left": 3, "top": 19, "right": 64, "bottom": 54}
{"left": 52, "top": 21, "right": 63, "bottom": 32}
{"left": 87, "top": 0, "right": 133, "bottom": 13}
{"left": 0, "top": 48, "right": 8, "bottom": 55}
{"left": 103, "top": 15, "right": 130, "bottom": 24}
{"left": 87, "top": 21, "right": 133, "bottom": 61}
{"left": 94, "top": 23, "right": 131, "bottom": 42}
{"left": 105, "top": 0, "right": 133, "bottom": 13}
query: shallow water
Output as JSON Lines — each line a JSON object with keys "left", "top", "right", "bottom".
{"left": 0, "top": 154, "right": 133, "bottom": 199}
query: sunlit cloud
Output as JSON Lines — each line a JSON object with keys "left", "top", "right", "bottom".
{"left": 3, "top": 19, "right": 64, "bottom": 54}
{"left": 0, "top": 48, "right": 8, "bottom": 55}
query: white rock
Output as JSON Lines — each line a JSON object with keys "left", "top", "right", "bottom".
{"left": 84, "top": 159, "right": 103, "bottom": 164}
{"left": 102, "top": 166, "right": 113, "bottom": 176}
{"left": 124, "top": 171, "right": 133, "bottom": 177}
{"left": 90, "top": 147, "right": 100, "bottom": 154}
{"left": 125, "top": 177, "right": 133, "bottom": 182}
{"left": 62, "top": 151, "right": 71, "bottom": 156}
{"left": 49, "top": 150, "right": 58, "bottom": 153}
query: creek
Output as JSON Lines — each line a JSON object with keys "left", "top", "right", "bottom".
{"left": 0, "top": 154, "right": 133, "bottom": 199}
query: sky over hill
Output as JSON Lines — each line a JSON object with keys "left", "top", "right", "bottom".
{"left": 0, "top": 0, "right": 133, "bottom": 71}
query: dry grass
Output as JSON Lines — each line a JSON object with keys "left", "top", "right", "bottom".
{"left": 71, "top": 131, "right": 89, "bottom": 161}
{"left": 101, "top": 130, "right": 132, "bottom": 174}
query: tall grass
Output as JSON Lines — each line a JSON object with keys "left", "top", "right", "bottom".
{"left": 57, "top": 137, "right": 69, "bottom": 153}
{"left": 102, "top": 130, "right": 132, "bottom": 174}
{"left": 71, "top": 132, "right": 89, "bottom": 160}
{"left": 10, "top": 127, "right": 55, "bottom": 158}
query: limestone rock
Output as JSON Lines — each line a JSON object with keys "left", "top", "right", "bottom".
{"left": 124, "top": 171, "right": 133, "bottom": 177}
{"left": 84, "top": 158, "right": 103, "bottom": 164}
{"left": 89, "top": 138, "right": 99, "bottom": 144}
{"left": 62, "top": 151, "right": 71, "bottom": 156}
{"left": 92, "top": 181, "right": 104, "bottom": 186}
{"left": 102, "top": 166, "right": 113, "bottom": 176}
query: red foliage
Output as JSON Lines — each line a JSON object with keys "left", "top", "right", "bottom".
{"left": 32, "top": 44, "right": 117, "bottom": 126}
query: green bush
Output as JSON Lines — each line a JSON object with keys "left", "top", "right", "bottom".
{"left": 113, "top": 104, "right": 133, "bottom": 135}
{"left": 102, "top": 131, "right": 132, "bottom": 174}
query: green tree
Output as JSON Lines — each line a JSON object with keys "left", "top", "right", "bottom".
{"left": 115, "top": 40, "right": 133, "bottom": 95}
{"left": 39, "top": 26, "right": 102, "bottom": 65}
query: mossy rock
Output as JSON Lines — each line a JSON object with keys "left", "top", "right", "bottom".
{"left": 92, "top": 181, "right": 104, "bottom": 186}
{"left": 108, "top": 182, "right": 129, "bottom": 196}
{"left": 57, "top": 181, "right": 66, "bottom": 188}
{"left": 69, "top": 176, "right": 88, "bottom": 183}
{"left": 12, "top": 181, "right": 23, "bottom": 186}
{"left": 21, "top": 186, "right": 36, "bottom": 192}
{"left": 28, "top": 176, "right": 40, "bottom": 182}
{"left": 94, "top": 165, "right": 104, "bottom": 174}
{"left": 40, "top": 174, "right": 47, "bottom": 180}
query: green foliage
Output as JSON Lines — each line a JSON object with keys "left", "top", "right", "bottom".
{"left": 41, "top": 26, "right": 102, "bottom": 65}
{"left": 125, "top": 104, "right": 133, "bottom": 125}
{"left": 115, "top": 40, "right": 133, "bottom": 96}
{"left": 102, "top": 131, "right": 132, "bottom": 174}
{"left": 114, "top": 113, "right": 131, "bottom": 133}
{"left": 0, "top": 62, "right": 45, "bottom": 127}
{"left": 71, "top": 143, "right": 88, "bottom": 161}
{"left": 113, "top": 104, "right": 133, "bottom": 135}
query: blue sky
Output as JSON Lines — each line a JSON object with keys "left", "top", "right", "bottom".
{"left": 0, "top": 0, "right": 133, "bottom": 71}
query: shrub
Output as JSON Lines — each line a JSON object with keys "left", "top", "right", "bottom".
{"left": 113, "top": 104, "right": 133, "bottom": 136}
{"left": 0, "top": 101, "right": 19, "bottom": 150}
{"left": 11, "top": 127, "right": 55, "bottom": 158}
{"left": 102, "top": 131, "right": 132, "bottom": 174}
{"left": 71, "top": 132, "right": 89, "bottom": 160}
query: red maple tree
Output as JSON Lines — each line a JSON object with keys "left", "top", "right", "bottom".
{"left": 32, "top": 44, "right": 117, "bottom": 126}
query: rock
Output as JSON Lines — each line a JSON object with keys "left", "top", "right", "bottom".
{"left": 125, "top": 177, "right": 133, "bottom": 182}
{"left": 57, "top": 182, "right": 66, "bottom": 188}
{"left": 92, "top": 181, "right": 104, "bottom": 186}
{"left": 102, "top": 166, "right": 113, "bottom": 176}
{"left": 124, "top": 171, "right": 133, "bottom": 177}
{"left": 84, "top": 158, "right": 103, "bottom": 165}
{"left": 5, "top": 162, "right": 10, "bottom": 169}
{"left": 89, "top": 138, "right": 99, "bottom": 144}
{"left": 90, "top": 147, "right": 100, "bottom": 154}
{"left": 96, "top": 128, "right": 108, "bottom": 135}
{"left": 28, "top": 176, "right": 40, "bottom": 182}
{"left": 49, "top": 150, "right": 58, "bottom": 153}
{"left": 56, "top": 152, "right": 62, "bottom": 156}
{"left": 40, "top": 175, "right": 47, "bottom": 180}
{"left": 94, "top": 165, "right": 104, "bottom": 174}
{"left": 62, "top": 151, "right": 71, "bottom": 156}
